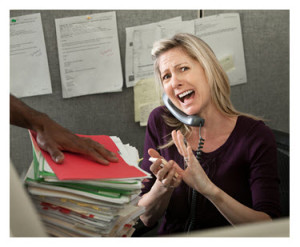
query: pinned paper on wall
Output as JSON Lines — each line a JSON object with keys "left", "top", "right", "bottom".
{"left": 134, "top": 77, "right": 162, "bottom": 126}
{"left": 126, "top": 13, "right": 247, "bottom": 88}
{"left": 10, "top": 13, "right": 52, "bottom": 98}
{"left": 195, "top": 13, "right": 247, "bottom": 85}
{"left": 55, "top": 11, "right": 123, "bottom": 98}
{"left": 125, "top": 16, "right": 183, "bottom": 88}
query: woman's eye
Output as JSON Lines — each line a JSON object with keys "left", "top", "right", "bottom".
{"left": 162, "top": 74, "right": 171, "bottom": 81}
{"left": 181, "top": 66, "right": 189, "bottom": 72}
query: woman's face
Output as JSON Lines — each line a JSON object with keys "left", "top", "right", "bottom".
{"left": 158, "top": 47, "right": 212, "bottom": 117}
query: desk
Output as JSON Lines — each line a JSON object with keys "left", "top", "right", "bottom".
{"left": 171, "top": 218, "right": 289, "bottom": 237}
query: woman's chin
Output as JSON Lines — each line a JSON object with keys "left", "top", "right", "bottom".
{"left": 183, "top": 109, "right": 198, "bottom": 116}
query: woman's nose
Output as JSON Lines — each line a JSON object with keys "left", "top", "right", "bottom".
{"left": 171, "top": 74, "right": 183, "bottom": 88}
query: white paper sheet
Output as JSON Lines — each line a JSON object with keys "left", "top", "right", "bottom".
{"left": 125, "top": 17, "right": 182, "bottom": 88}
{"left": 133, "top": 77, "right": 162, "bottom": 126}
{"left": 132, "top": 27, "right": 162, "bottom": 84}
{"left": 159, "top": 20, "right": 195, "bottom": 39}
{"left": 10, "top": 13, "right": 52, "bottom": 98}
{"left": 195, "top": 13, "right": 247, "bottom": 86}
{"left": 132, "top": 20, "right": 195, "bottom": 88}
{"left": 55, "top": 12, "right": 123, "bottom": 98}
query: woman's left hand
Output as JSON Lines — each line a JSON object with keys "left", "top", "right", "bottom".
{"left": 171, "top": 130, "right": 214, "bottom": 196}
{"left": 172, "top": 130, "right": 273, "bottom": 225}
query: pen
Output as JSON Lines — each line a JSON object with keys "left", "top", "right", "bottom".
{"left": 149, "top": 157, "right": 168, "bottom": 168}
{"left": 149, "top": 157, "right": 178, "bottom": 179}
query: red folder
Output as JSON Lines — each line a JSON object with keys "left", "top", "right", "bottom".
{"left": 29, "top": 130, "right": 148, "bottom": 180}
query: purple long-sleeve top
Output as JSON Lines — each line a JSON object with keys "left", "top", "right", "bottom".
{"left": 140, "top": 106, "right": 281, "bottom": 235}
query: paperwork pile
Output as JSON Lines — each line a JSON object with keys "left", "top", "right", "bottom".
{"left": 24, "top": 131, "right": 150, "bottom": 237}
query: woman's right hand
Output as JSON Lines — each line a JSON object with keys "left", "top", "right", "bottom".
{"left": 138, "top": 149, "right": 183, "bottom": 227}
{"left": 148, "top": 148, "right": 182, "bottom": 189}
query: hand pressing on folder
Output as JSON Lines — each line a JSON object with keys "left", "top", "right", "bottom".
{"left": 10, "top": 94, "right": 118, "bottom": 165}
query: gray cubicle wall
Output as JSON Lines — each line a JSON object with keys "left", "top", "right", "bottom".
{"left": 10, "top": 10, "right": 289, "bottom": 177}
{"left": 204, "top": 10, "right": 289, "bottom": 128}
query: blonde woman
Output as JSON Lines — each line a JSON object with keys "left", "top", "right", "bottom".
{"left": 138, "top": 33, "right": 280, "bottom": 235}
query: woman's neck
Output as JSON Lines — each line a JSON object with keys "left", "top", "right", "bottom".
{"left": 188, "top": 110, "right": 238, "bottom": 152}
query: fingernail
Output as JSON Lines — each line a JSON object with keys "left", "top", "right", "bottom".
{"left": 55, "top": 157, "right": 63, "bottom": 164}
{"left": 111, "top": 156, "right": 119, "bottom": 161}
{"left": 101, "top": 160, "right": 110, "bottom": 166}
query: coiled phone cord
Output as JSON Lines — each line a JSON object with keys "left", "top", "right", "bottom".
{"left": 186, "top": 125, "right": 205, "bottom": 232}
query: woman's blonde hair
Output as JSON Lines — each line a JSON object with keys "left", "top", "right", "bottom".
{"left": 151, "top": 33, "right": 260, "bottom": 149}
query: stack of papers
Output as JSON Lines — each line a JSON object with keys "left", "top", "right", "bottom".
{"left": 24, "top": 131, "right": 150, "bottom": 237}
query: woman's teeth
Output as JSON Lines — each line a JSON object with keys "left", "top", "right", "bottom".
{"left": 178, "top": 90, "right": 194, "bottom": 102}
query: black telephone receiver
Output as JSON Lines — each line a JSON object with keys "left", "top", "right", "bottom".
{"left": 162, "top": 93, "right": 205, "bottom": 127}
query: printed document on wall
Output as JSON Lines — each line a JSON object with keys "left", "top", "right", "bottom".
{"left": 10, "top": 13, "right": 52, "bottom": 98}
{"left": 125, "top": 17, "right": 182, "bottom": 88}
{"left": 132, "top": 20, "right": 195, "bottom": 88}
{"left": 195, "top": 13, "right": 247, "bottom": 86}
{"left": 55, "top": 12, "right": 123, "bottom": 98}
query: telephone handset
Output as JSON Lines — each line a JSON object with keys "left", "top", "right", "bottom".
{"left": 162, "top": 93, "right": 205, "bottom": 127}
{"left": 162, "top": 93, "right": 205, "bottom": 232}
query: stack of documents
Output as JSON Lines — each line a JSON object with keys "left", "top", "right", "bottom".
{"left": 24, "top": 131, "right": 150, "bottom": 237}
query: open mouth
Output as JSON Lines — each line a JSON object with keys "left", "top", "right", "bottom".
{"left": 177, "top": 90, "right": 195, "bottom": 103}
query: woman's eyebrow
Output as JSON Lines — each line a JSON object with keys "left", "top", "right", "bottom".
{"left": 161, "top": 63, "right": 186, "bottom": 74}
